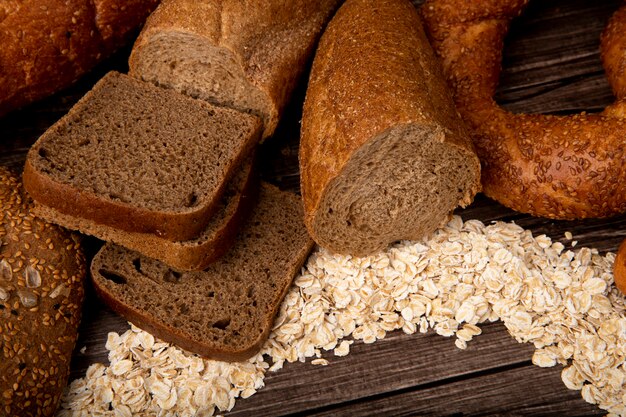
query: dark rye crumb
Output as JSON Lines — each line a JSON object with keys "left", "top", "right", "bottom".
{"left": 33, "top": 157, "right": 258, "bottom": 271}
{"left": 0, "top": 166, "right": 86, "bottom": 417}
{"left": 23, "top": 71, "right": 262, "bottom": 241}
{"left": 90, "top": 183, "right": 314, "bottom": 361}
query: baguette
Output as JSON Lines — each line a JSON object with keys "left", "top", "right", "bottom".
{"left": 299, "top": 0, "right": 481, "bottom": 256}
{"left": 128, "top": 0, "right": 341, "bottom": 138}
{"left": 0, "top": 0, "right": 159, "bottom": 116}
{"left": 0, "top": 166, "right": 86, "bottom": 416}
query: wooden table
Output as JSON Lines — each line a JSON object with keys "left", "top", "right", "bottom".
{"left": 2, "top": 0, "right": 626, "bottom": 415}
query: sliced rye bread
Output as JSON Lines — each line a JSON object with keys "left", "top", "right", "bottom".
{"left": 33, "top": 157, "right": 257, "bottom": 271}
{"left": 23, "top": 71, "right": 262, "bottom": 242}
{"left": 90, "top": 183, "right": 314, "bottom": 361}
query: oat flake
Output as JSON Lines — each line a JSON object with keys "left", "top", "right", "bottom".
{"left": 59, "top": 216, "right": 626, "bottom": 416}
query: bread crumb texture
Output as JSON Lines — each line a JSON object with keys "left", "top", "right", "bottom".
{"left": 0, "top": 166, "right": 85, "bottom": 417}
{"left": 60, "top": 216, "right": 625, "bottom": 416}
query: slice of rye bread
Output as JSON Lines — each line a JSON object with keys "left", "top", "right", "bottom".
{"left": 33, "top": 158, "right": 258, "bottom": 271}
{"left": 90, "top": 183, "right": 314, "bottom": 361}
{"left": 23, "top": 71, "right": 262, "bottom": 242}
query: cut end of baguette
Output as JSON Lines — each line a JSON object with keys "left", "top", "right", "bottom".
{"left": 130, "top": 31, "right": 275, "bottom": 137}
{"left": 308, "top": 124, "right": 481, "bottom": 256}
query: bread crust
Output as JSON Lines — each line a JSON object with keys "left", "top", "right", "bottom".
{"left": 0, "top": 0, "right": 159, "bottom": 116}
{"left": 421, "top": 0, "right": 626, "bottom": 219}
{"left": 300, "top": 0, "right": 481, "bottom": 255}
{"left": 128, "top": 0, "right": 341, "bottom": 138}
{"left": 0, "top": 166, "right": 86, "bottom": 416}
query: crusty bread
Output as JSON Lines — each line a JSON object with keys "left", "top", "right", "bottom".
{"left": 0, "top": 0, "right": 159, "bottom": 117}
{"left": 23, "top": 71, "right": 262, "bottom": 242}
{"left": 33, "top": 157, "right": 257, "bottom": 271}
{"left": 128, "top": 0, "right": 341, "bottom": 138}
{"left": 299, "top": 0, "right": 481, "bottom": 256}
{"left": 421, "top": 0, "right": 626, "bottom": 220}
{"left": 0, "top": 166, "right": 86, "bottom": 417}
{"left": 90, "top": 183, "right": 314, "bottom": 361}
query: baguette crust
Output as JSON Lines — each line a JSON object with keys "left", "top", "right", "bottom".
{"left": 0, "top": 166, "right": 86, "bottom": 416}
{"left": 129, "top": 0, "right": 341, "bottom": 138}
{"left": 421, "top": 0, "right": 626, "bottom": 219}
{"left": 300, "top": 0, "right": 481, "bottom": 255}
{"left": 0, "top": 0, "right": 159, "bottom": 116}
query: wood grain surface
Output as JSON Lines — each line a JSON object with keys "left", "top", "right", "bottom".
{"left": 1, "top": 0, "right": 625, "bottom": 415}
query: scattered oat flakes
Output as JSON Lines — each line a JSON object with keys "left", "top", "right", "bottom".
{"left": 59, "top": 216, "right": 626, "bottom": 416}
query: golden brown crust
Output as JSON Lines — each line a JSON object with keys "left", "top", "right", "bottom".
{"left": 0, "top": 0, "right": 159, "bottom": 117}
{"left": 614, "top": 238, "right": 626, "bottom": 295}
{"left": 129, "top": 0, "right": 341, "bottom": 138}
{"left": 0, "top": 166, "right": 86, "bottom": 417}
{"left": 421, "top": 0, "right": 626, "bottom": 219}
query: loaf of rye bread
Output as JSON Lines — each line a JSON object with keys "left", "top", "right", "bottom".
{"left": 0, "top": 166, "right": 86, "bottom": 417}
{"left": 299, "top": 0, "right": 481, "bottom": 256}
{"left": 0, "top": 0, "right": 159, "bottom": 117}
{"left": 23, "top": 71, "right": 262, "bottom": 242}
{"left": 33, "top": 157, "right": 257, "bottom": 271}
{"left": 90, "top": 183, "right": 314, "bottom": 361}
{"left": 128, "top": 0, "right": 341, "bottom": 138}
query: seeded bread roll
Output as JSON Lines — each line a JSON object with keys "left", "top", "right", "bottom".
{"left": 0, "top": 166, "right": 86, "bottom": 417}
{"left": 91, "top": 183, "right": 314, "bottom": 361}
{"left": 299, "top": 0, "right": 481, "bottom": 256}
{"left": 0, "top": 0, "right": 159, "bottom": 116}
{"left": 23, "top": 72, "right": 262, "bottom": 242}
{"left": 128, "top": 0, "right": 341, "bottom": 138}
{"left": 33, "top": 157, "right": 257, "bottom": 271}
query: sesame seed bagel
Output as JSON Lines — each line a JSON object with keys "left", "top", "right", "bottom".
{"left": 0, "top": 166, "right": 86, "bottom": 417}
{"left": 421, "top": 0, "right": 626, "bottom": 219}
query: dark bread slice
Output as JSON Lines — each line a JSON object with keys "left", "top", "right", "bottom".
{"left": 0, "top": 166, "right": 86, "bottom": 417}
{"left": 90, "top": 183, "right": 314, "bottom": 361}
{"left": 23, "top": 71, "right": 262, "bottom": 242}
{"left": 32, "top": 158, "right": 257, "bottom": 271}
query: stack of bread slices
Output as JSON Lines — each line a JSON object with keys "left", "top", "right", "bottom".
{"left": 22, "top": 0, "right": 342, "bottom": 361}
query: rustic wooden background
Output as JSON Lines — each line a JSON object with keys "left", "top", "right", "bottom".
{"left": 1, "top": 0, "right": 626, "bottom": 415}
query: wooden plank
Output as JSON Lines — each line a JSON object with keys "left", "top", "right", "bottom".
{"left": 227, "top": 323, "right": 535, "bottom": 416}
{"left": 309, "top": 365, "right": 602, "bottom": 417}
